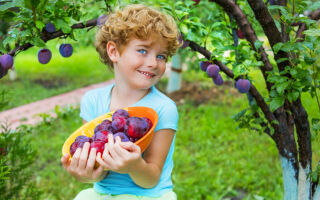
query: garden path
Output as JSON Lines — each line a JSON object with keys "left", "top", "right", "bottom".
{"left": 0, "top": 80, "right": 114, "bottom": 130}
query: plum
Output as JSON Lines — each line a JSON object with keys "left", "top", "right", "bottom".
{"left": 92, "top": 130, "right": 111, "bottom": 142}
{"left": 236, "top": 79, "right": 251, "bottom": 93}
{"left": 45, "top": 23, "right": 56, "bottom": 33}
{"left": 125, "top": 117, "right": 148, "bottom": 139}
{"left": 97, "top": 15, "right": 108, "bottom": 27}
{"left": 75, "top": 135, "right": 92, "bottom": 143}
{"left": 89, "top": 141, "right": 105, "bottom": 155}
{"left": 114, "top": 132, "right": 130, "bottom": 142}
{"left": 0, "top": 54, "right": 13, "bottom": 69}
{"left": 112, "top": 109, "right": 129, "bottom": 121}
{"left": 181, "top": 40, "right": 190, "bottom": 49}
{"left": 0, "top": 64, "right": 8, "bottom": 79}
{"left": 112, "top": 117, "right": 127, "bottom": 133}
{"left": 206, "top": 64, "right": 220, "bottom": 78}
{"left": 142, "top": 117, "right": 153, "bottom": 132}
{"left": 70, "top": 140, "right": 88, "bottom": 156}
{"left": 237, "top": 29, "right": 245, "bottom": 39}
{"left": 37, "top": 48, "right": 52, "bottom": 64}
{"left": 59, "top": 44, "right": 73, "bottom": 57}
{"left": 212, "top": 73, "right": 224, "bottom": 86}
{"left": 199, "top": 61, "right": 211, "bottom": 72}
{"left": 94, "top": 119, "right": 113, "bottom": 133}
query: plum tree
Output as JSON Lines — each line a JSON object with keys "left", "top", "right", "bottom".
{"left": 59, "top": 44, "right": 73, "bottom": 57}
{"left": 37, "top": 49, "right": 52, "bottom": 64}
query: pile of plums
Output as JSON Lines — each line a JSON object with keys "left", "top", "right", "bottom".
{"left": 69, "top": 109, "right": 153, "bottom": 156}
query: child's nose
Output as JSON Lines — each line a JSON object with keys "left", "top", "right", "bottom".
{"left": 145, "top": 55, "right": 157, "bottom": 68}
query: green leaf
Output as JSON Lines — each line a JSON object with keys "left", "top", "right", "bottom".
{"left": 30, "top": 37, "right": 46, "bottom": 47}
{"left": 180, "top": 23, "right": 189, "bottom": 35}
{"left": 304, "top": 56, "right": 316, "bottom": 65}
{"left": 287, "top": 90, "right": 300, "bottom": 102}
{"left": 232, "top": 109, "right": 248, "bottom": 121}
{"left": 276, "top": 81, "right": 290, "bottom": 95}
{"left": 36, "top": 20, "right": 45, "bottom": 31}
{"left": 24, "top": 0, "right": 40, "bottom": 9}
{"left": 254, "top": 40, "right": 263, "bottom": 50}
{"left": 270, "top": 96, "right": 285, "bottom": 112}
{"left": 303, "top": 29, "right": 320, "bottom": 37}
{"left": 273, "top": 42, "right": 283, "bottom": 54}
{"left": 276, "top": 58, "right": 289, "bottom": 64}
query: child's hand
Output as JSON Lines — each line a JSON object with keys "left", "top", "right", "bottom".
{"left": 61, "top": 142, "right": 107, "bottom": 183}
{"left": 96, "top": 134, "right": 142, "bottom": 174}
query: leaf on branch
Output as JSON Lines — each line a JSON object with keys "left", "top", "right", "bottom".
{"left": 273, "top": 42, "right": 283, "bottom": 54}
{"left": 270, "top": 96, "right": 285, "bottom": 112}
{"left": 254, "top": 40, "right": 263, "bottom": 50}
{"left": 306, "top": 2, "right": 320, "bottom": 11}
{"left": 303, "top": 29, "right": 320, "bottom": 37}
{"left": 232, "top": 109, "right": 248, "bottom": 121}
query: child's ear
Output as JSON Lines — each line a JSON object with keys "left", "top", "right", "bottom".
{"left": 106, "top": 41, "right": 120, "bottom": 63}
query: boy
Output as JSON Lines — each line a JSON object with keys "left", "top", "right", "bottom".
{"left": 61, "top": 4, "right": 180, "bottom": 200}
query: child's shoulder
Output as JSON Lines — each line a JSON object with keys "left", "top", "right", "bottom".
{"left": 150, "top": 86, "right": 176, "bottom": 106}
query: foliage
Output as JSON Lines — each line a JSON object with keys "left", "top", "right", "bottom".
{"left": 0, "top": 93, "right": 42, "bottom": 199}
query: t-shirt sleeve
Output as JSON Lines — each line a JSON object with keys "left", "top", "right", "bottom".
{"left": 154, "top": 101, "right": 179, "bottom": 132}
{"left": 79, "top": 91, "right": 96, "bottom": 122}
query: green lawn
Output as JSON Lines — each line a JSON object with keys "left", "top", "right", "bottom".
{"left": 0, "top": 40, "right": 113, "bottom": 111}
{"left": 25, "top": 76, "right": 319, "bottom": 200}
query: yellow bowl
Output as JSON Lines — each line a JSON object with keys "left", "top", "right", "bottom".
{"left": 62, "top": 106, "right": 158, "bottom": 157}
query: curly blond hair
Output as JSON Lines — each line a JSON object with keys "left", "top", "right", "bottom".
{"left": 95, "top": 4, "right": 180, "bottom": 68}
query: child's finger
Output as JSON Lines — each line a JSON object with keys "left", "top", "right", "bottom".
{"left": 61, "top": 154, "right": 70, "bottom": 169}
{"left": 70, "top": 148, "right": 81, "bottom": 169}
{"left": 107, "top": 134, "right": 120, "bottom": 159}
{"left": 92, "top": 165, "right": 104, "bottom": 179}
{"left": 114, "top": 138, "right": 129, "bottom": 157}
{"left": 120, "top": 141, "right": 141, "bottom": 153}
{"left": 78, "top": 142, "right": 90, "bottom": 170}
{"left": 96, "top": 152, "right": 110, "bottom": 169}
{"left": 86, "top": 148, "right": 96, "bottom": 170}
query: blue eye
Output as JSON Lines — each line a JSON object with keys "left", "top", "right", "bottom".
{"left": 157, "top": 55, "right": 166, "bottom": 60}
{"left": 138, "top": 49, "right": 147, "bottom": 54}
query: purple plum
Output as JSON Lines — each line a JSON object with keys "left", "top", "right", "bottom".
{"left": 142, "top": 117, "right": 153, "bottom": 132}
{"left": 0, "top": 64, "right": 8, "bottom": 79}
{"left": 75, "top": 135, "right": 92, "bottom": 143}
{"left": 45, "top": 23, "right": 56, "bottom": 33}
{"left": 125, "top": 117, "right": 148, "bottom": 139}
{"left": 200, "top": 61, "right": 211, "bottom": 72}
{"left": 112, "top": 117, "right": 127, "bottom": 133}
{"left": 97, "top": 15, "right": 108, "bottom": 27}
{"left": 236, "top": 79, "right": 251, "bottom": 93}
{"left": 114, "top": 132, "right": 130, "bottom": 142}
{"left": 206, "top": 64, "right": 220, "bottom": 78}
{"left": 59, "top": 43, "right": 73, "bottom": 57}
{"left": 0, "top": 54, "right": 13, "bottom": 69}
{"left": 92, "top": 130, "right": 111, "bottom": 142}
{"left": 94, "top": 119, "right": 113, "bottom": 133}
{"left": 212, "top": 73, "right": 224, "bottom": 86}
{"left": 112, "top": 109, "right": 129, "bottom": 121}
{"left": 37, "top": 48, "right": 52, "bottom": 64}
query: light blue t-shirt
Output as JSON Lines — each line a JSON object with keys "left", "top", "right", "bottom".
{"left": 79, "top": 83, "right": 179, "bottom": 197}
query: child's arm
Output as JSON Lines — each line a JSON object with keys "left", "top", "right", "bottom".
{"left": 96, "top": 129, "right": 174, "bottom": 188}
{"left": 61, "top": 142, "right": 108, "bottom": 183}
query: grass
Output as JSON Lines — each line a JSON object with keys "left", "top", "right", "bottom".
{"left": 0, "top": 40, "right": 113, "bottom": 111}
{"left": 23, "top": 74, "right": 319, "bottom": 200}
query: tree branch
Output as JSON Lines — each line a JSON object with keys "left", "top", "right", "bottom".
{"left": 246, "top": 0, "right": 291, "bottom": 72}
{"left": 209, "top": 0, "right": 273, "bottom": 92}
{"left": 8, "top": 19, "right": 98, "bottom": 56}
{"left": 188, "top": 40, "right": 279, "bottom": 136}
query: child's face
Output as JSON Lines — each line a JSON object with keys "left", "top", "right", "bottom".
{"left": 113, "top": 34, "right": 168, "bottom": 90}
